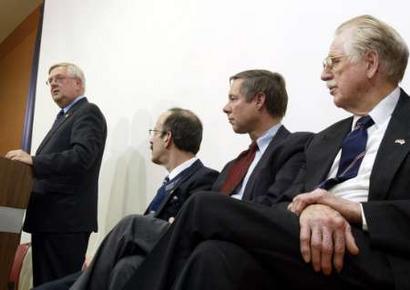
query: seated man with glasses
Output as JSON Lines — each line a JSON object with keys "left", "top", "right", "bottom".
{"left": 33, "top": 107, "right": 219, "bottom": 290}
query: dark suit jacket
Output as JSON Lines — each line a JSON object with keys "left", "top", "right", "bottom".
{"left": 212, "top": 125, "right": 313, "bottom": 205}
{"left": 24, "top": 98, "right": 107, "bottom": 233}
{"left": 145, "top": 159, "right": 219, "bottom": 221}
{"left": 288, "top": 89, "right": 410, "bottom": 290}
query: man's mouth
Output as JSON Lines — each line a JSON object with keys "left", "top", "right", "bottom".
{"left": 329, "top": 87, "right": 337, "bottom": 95}
{"left": 327, "top": 82, "right": 337, "bottom": 95}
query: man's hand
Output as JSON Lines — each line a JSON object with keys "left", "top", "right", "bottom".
{"left": 299, "top": 204, "right": 359, "bottom": 275}
{"left": 288, "top": 188, "right": 362, "bottom": 224}
{"left": 288, "top": 188, "right": 328, "bottom": 215}
{"left": 5, "top": 149, "right": 33, "bottom": 165}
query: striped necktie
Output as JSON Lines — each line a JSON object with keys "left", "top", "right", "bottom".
{"left": 319, "top": 115, "right": 374, "bottom": 190}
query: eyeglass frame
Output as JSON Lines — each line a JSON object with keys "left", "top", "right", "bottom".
{"left": 46, "top": 75, "right": 78, "bottom": 86}
{"left": 148, "top": 129, "right": 168, "bottom": 137}
{"left": 322, "top": 54, "right": 351, "bottom": 71}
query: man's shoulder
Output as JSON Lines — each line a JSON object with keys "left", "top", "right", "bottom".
{"left": 68, "top": 100, "right": 107, "bottom": 131}
{"left": 178, "top": 161, "right": 218, "bottom": 189}
{"left": 74, "top": 100, "right": 104, "bottom": 116}
{"left": 311, "top": 117, "right": 352, "bottom": 142}
{"left": 320, "top": 117, "right": 352, "bottom": 133}
{"left": 188, "top": 161, "right": 219, "bottom": 182}
{"left": 268, "top": 130, "right": 314, "bottom": 154}
{"left": 282, "top": 131, "right": 314, "bottom": 145}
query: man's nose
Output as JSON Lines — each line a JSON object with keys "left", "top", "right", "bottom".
{"left": 223, "top": 103, "right": 230, "bottom": 114}
{"left": 321, "top": 67, "right": 333, "bottom": 81}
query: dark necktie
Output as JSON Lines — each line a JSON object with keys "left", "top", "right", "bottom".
{"left": 319, "top": 115, "right": 375, "bottom": 190}
{"left": 220, "top": 142, "right": 258, "bottom": 195}
{"left": 146, "top": 176, "right": 170, "bottom": 213}
{"left": 51, "top": 110, "right": 65, "bottom": 129}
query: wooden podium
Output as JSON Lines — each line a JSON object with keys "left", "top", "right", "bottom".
{"left": 0, "top": 157, "right": 32, "bottom": 290}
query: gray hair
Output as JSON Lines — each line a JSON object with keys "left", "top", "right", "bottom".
{"left": 49, "top": 62, "right": 86, "bottom": 92}
{"left": 336, "top": 15, "right": 408, "bottom": 84}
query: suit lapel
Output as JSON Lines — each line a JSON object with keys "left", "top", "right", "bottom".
{"left": 36, "top": 98, "right": 88, "bottom": 154}
{"left": 154, "top": 159, "right": 203, "bottom": 216}
{"left": 369, "top": 91, "right": 410, "bottom": 200}
{"left": 305, "top": 119, "right": 352, "bottom": 190}
{"left": 242, "top": 125, "right": 290, "bottom": 200}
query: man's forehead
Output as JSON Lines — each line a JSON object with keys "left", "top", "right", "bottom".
{"left": 327, "top": 37, "right": 346, "bottom": 56}
{"left": 328, "top": 29, "right": 353, "bottom": 55}
{"left": 230, "top": 78, "right": 244, "bottom": 87}
{"left": 229, "top": 78, "right": 244, "bottom": 92}
{"left": 49, "top": 66, "right": 67, "bottom": 75}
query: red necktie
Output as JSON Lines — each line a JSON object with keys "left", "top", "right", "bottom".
{"left": 220, "top": 142, "right": 258, "bottom": 195}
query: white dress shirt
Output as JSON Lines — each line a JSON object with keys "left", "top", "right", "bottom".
{"left": 325, "top": 87, "right": 400, "bottom": 228}
{"left": 168, "top": 157, "right": 198, "bottom": 181}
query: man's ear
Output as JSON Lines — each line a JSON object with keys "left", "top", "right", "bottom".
{"left": 163, "top": 131, "right": 173, "bottom": 148}
{"left": 365, "top": 50, "right": 379, "bottom": 79}
{"left": 253, "top": 92, "right": 266, "bottom": 110}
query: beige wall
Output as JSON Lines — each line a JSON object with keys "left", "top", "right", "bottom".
{"left": 0, "top": 7, "right": 41, "bottom": 155}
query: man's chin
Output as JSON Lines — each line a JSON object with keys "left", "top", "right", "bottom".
{"left": 52, "top": 95, "right": 63, "bottom": 104}
{"left": 52, "top": 96, "right": 60, "bottom": 101}
{"left": 332, "top": 95, "right": 344, "bottom": 108}
{"left": 151, "top": 157, "right": 161, "bottom": 165}
{"left": 232, "top": 126, "right": 247, "bottom": 134}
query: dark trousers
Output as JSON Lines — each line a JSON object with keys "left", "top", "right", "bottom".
{"left": 31, "top": 215, "right": 169, "bottom": 290}
{"left": 71, "top": 215, "right": 169, "bottom": 290}
{"left": 31, "top": 232, "right": 90, "bottom": 286}
{"left": 32, "top": 272, "right": 82, "bottom": 290}
{"left": 123, "top": 192, "right": 394, "bottom": 290}
{"left": 172, "top": 240, "right": 274, "bottom": 290}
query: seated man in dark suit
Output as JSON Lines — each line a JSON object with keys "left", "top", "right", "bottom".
{"left": 33, "top": 107, "right": 218, "bottom": 289}
{"left": 37, "top": 69, "right": 312, "bottom": 289}
{"left": 122, "top": 15, "right": 410, "bottom": 290}
{"left": 74, "top": 70, "right": 311, "bottom": 290}
{"left": 95, "top": 70, "right": 310, "bottom": 290}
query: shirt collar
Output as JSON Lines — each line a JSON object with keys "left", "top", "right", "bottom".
{"left": 255, "top": 123, "right": 281, "bottom": 152}
{"left": 168, "top": 157, "right": 198, "bottom": 180}
{"left": 62, "top": 95, "right": 85, "bottom": 113}
{"left": 352, "top": 87, "right": 400, "bottom": 129}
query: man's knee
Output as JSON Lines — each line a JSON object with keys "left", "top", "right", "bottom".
{"left": 190, "top": 240, "right": 243, "bottom": 265}
{"left": 182, "top": 191, "right": 230, "bottom": 216}
{"left": 118, "top": 214, "right": 140, "bottom": 225}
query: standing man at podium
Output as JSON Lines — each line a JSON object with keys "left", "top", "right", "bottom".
{"left": 6, "top": 63, "right": 107, "bottom": 286}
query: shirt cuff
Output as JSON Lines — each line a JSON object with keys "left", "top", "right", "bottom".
{"left": 360, "top": 203, "right": 368, "bottom": 231}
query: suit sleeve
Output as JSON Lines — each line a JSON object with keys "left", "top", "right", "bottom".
{"left": 257, "top": 133, "right": 313, "bottom": 206}
{"left": 363, "top": 200, "right": 410, "bottom": 256}
{"left": 32, "top": 104, "right": 107, "bottom": 178}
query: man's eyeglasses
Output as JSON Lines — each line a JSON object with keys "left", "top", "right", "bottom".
{"left": 148, "top": 129, "right": 167, "bottom": 137}
{"left": 322, "top": 55, "right": 349, "bottom": 71}
{"left": 46, "top": 75, "right": 77, "bottom": 86}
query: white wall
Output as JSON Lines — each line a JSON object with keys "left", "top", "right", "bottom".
{"left": 29, "top": 0, "right": 410, "bottom": 252}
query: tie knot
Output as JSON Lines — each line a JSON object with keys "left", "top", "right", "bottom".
{"left": 355, "top": 115, "right": 374, "bottom": 130}
{"left": 57, "top": 110, "right": 65, "bottom": 119}
{"left": 249, "top": 141, "right": 258, "bottom": 152}
{"left": 163, "top": 176, "right": 170, "bottom": 185}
